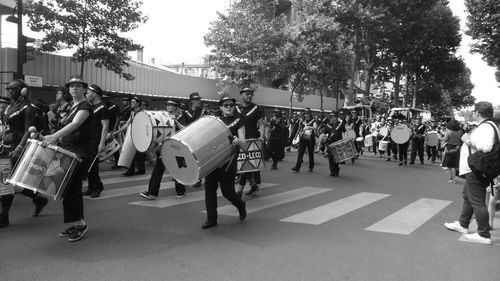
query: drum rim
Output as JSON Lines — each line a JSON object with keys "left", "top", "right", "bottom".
{"left": 27, "top": 139, "right": 81, "bottom": 161}
{"left": 390, "top": 125, "right": 412, "bottom": 144}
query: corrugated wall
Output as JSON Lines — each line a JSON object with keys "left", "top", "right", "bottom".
{"left": 0, "top": 48, "right": 343, "bottom": 111}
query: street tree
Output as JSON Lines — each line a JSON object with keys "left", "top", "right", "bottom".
{"left": 204, "top": 0, "right": 287, "bottom": 88}
{"left": 25, "top": 0, "right": 147, "bottom": 80}
{"left": 465, "top": 0, "right": 500, "bottom": 83}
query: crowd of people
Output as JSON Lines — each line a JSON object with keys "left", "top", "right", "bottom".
{"left": 0, "top": 76, "right": 498, "bottom": 245}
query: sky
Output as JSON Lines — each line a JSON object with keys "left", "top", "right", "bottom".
{"left": 1, "top": 0, "right": 499, "bottom": 106}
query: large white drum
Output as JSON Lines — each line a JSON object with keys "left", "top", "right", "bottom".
{"left": 379, "top": 126, "right": 389, "bottom": 137}
{"left": 391, "top": 124, "right": 412, "bottom": 144}
{"left": 118, "top": 125, "right": 136, "bottom": 169}
{"left": 161, "top": 116, "right": 234, "bottom": 185}
{"left": 131, "top": 111, "right": 175, "bottom": 152}
{"left": 426, "top": 132, "right": 439, "bottom": 146}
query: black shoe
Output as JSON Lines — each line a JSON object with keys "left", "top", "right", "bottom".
{"left": 90, "top": 189, "right": 103, "bottom": 198}
{"left": 68, "top": 225, "right": 88, "bottom": 242}
{"left": 201, "top": 220, "right": 217, "bottom": 229}
{"left": 59, "top": 226, "right": 76, "bottom": 237}
{"left": 82, "top": 189, "right": 92, "bottom": 196}
{"left": 135, "top": 170, "right": 145, "bottom": 175}
{"left": 33, "top": 197, "right": 49, "bottom": 217}
{"left": 122, "top": 172, "right": 135, "bottom": 176}
{"left": 399, "top": 162, "right": 403, "bottom": 166}
{"left": 0, "top": 215, "right": 9, "bottom": 228}
{"left": 291, "top": 167, "right": 299, "bottom": 173}
{"left": 239, "top": 202, "right": 247, "bottom": 221}
{"left": 246, "top": 185, "right": 260, "bottom": 196}
{"left": 139, "top": 191, "right": 157, "bottom": 200}
{"left": 420, "top": 160, "right": 424, "bottom": 165}
{"left": 270, "top": 164, "right": 277, "bottom": 170}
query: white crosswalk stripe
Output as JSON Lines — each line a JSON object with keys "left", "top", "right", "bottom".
{"left": 83, "top": 174, "right": 170, "bottom": 188}
{"left": 210, "top": 187, "right": 329, "bottom": 216}
{"left": 365, "top": 198, "right": 452, "bottom": 235}
{"left": 129, "top": 183, "right": 278, "bottom": 208}
{"left": 281, "top": 192, "right": 390, "bottom": 225}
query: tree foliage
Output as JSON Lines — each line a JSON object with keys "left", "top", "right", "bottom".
{"left": 465, "top": 0, "right": 500, "bottom": 83}
{"left": 25, "top": 0, "right": 148, "bottom": 80}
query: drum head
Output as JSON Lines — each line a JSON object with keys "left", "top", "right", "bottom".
{"left": 426, "top": 132, "right": 439, "bottom": 146}
{"left": 379, "top": 127, "right": 389, "bottom": 137}
{"left": 346, "top": 129, "right": 356, "bottom": 139}
{"left": 161, "top": 138, "right": 200, "bottom": 185}
{"left": 391, "top": 125, "right": 411, "bottom": 144}
{"left": 131, "top": 111, "right": 154, "bottom": 152}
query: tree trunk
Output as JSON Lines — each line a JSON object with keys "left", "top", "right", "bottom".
{"left": 364, "top": 67, "right": 373, "bottom": 97}
{"left": 392, "top": 60, "right": 402, "bottom": 107}
{"left": 347, "top": 26, "right": 360, "bottom": 106}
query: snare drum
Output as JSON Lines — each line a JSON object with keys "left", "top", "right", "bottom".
{"left": 364, "top": 135, "right": 373, "bottom": 147}
{"left": 161, "top": 116, "right": 234, "bottom": 185}
{"left": 379, "top": 126, "right": 389, "bottom": 137}
{"left": 355, "top": 137, "right": 364, "bottom": 147}
{"left": 98, "top": 138, "right": 121, "bottom": 162}
{"left": 131, "top": 111, "right": 176, "bottom": 152}
{"left": 378, "top": 140, "right": 389, "bottom": 151}
{"left": 0, "top": 157, "right": 13, "bottom": 196}
{"left": 390, "top": 124, "right": 412, "bottom": 144}
{"left": 118, "top": 125, "right": 136, "bottom": 169}
{"left": 328, "top": 138, "right": 357, "bottom": 163}
{"left": 237, "top": 138, "right": 265, "bottom": 173}
{"left": 7, "top": 139, "right": 81, "bottom": 200}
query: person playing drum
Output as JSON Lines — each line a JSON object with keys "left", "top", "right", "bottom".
{"left": 291, "top": 108, "right": 318, "bottom": 173}
{"left": 410, "top": 116, "right": 426, "bottom": 165}
{"left": 326, "top": 111, "right": 346, "bottom": 177}
{"left": 42, "top": 75, "right": 93, "bottom": 242}
{"left": 0, "top": 79, "right": 49, "bottom": 229}
{"left": 139, "top": 100, "right": 187, "bottom": 199}
{"left": 201, "top": 93, "right": 247, "bottom": 229}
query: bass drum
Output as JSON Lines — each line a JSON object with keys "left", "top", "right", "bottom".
{"left": 161, "top": 116, "right": 234, "bottom": 185}
{"left": 118, "top": 125, "right": 136, "bottom": 169}
{"left": 131, "top": 110, "right": 175, "bottom": 152}
{"left": 391, "top": 124, "right": 412, "bottom": 144}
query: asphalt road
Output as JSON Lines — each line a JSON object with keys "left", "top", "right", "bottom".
{"left": 1, "top": 150, "right": 499, "bottom": 281}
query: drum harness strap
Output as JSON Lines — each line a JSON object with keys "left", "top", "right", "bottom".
{"left": 93, "top": 105, "right": 105, "bottom": 114}
{"left": 6, "top": 104, "right": 29, "bottom": 120}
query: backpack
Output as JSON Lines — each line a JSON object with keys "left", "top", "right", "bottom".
{"left": 467, "top": 121, "right": 500, "bottom": 183}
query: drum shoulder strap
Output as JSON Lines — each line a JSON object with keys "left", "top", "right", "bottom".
{"left": 245, "top": 106, "right": 258, "bottom": 117}
{"left": 94, "top": 105, "right": 105, "bottom": 114}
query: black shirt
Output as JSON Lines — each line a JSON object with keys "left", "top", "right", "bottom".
{"left": 219, "top": 114, "right": 244, "bottom": 137}
{"left": 327, "top": 121, "right": 346, "bottom": 144}
{"left": 237, "top": 103, "right": 264, "bottom": 138}
{"left": 3, "top": 100, "right": 34, "bottom": 147}
{"left": 60, "top": 101, "right": 93, "bottom": 149}
{"left": 90, "top": 102, "right": 110, "bottom": 147}
{"left": 106, "top": 102, "right": 120, "bottom": 130}
{"left": 56, "top": 102, "right": 71, "bottom": 131}
{"left": 185, "top": 107, "right": 203, "bottom": 125}
{"left": 120, "top": 106, "right": 132, "bottom": 123}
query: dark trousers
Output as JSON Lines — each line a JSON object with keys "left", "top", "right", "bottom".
{"left": 147, "top": 154, "right": 185, "bottom": 196}
{"left": 398, "top": 142, "right": 409, "bottom": 162}
{"left": 294, "top": 138, "right": 315, "bottom": 171}
{"left": 388, "top": 140, "right": 398, "bottom": 158}
{"left": 87, "top": 151, "right": 103, "bottom": 192}
{"left": 204, "top": 161, "right": 244, "bottom": 222}
{"left": 268, "top": 138, "right": 281, "bottom": 167}
{"left": 63, "top": 159, "right": 87, "bottom": 223}
{"left": 411, "top": 139, "right": 424, "bottom": 163}
{"left": 426, "top": 145, "right": 437, "bottom": 162}
{"left": 327, "top": 151, "right": 340, "bottom": 176}
{"left": 459, "top": 173, "right": 491, "bottom": 238}
{"left": 128, "top": 152, "right": 145, "bottom": 173}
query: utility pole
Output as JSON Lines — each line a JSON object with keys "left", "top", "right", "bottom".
{"left": 15, "top": 0, "right": 23, "bottom": 79}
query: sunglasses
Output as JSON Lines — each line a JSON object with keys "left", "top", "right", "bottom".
{"left": 5, "top": 87, "right": 18, "bottom": 91}
{"left": 221, "top": 103, "right": 235, "bottom": 108}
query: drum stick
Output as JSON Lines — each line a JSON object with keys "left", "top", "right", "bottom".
{"left": 87, "top": 155, "right": 99, "bottom": 173}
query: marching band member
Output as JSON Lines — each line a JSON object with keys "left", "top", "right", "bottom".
{"left": 326, "top": 111, "right": 346, "bottom": 177}
{"left": 140, "top": 100, "right": 186, "bottom": 199}
{"left": 410, "top": 116, "right": 426, "bottom": 165}
{"left": 370, "top": 116, "right": 381, "bottom": 155}
{"left": 83, "top": 84, "right": 109, "bottom": 198}
{"left": 185, "top": 92, "right": 204, "bottom": 187}
{"left": 113, "top": 96, "right": 146, "bottom": 176}
{"left": 385, "top": 119, "right": 398, "bottom": 161}
{"left": 236, "top": 87, "right": 265, "bottom": 198}
{"left": 397, "top": 119, "right": 411, "bottom": 166}
{"left": 352, "top": 111, "right": 363, "bottom": 156}
{"left": 103, "top": 94, "right": 121, "bottom": 168}
{"left": 291, "top": 108, "right": 318, "bottom": 173}
{"left": 42, "top": 75, "right": 93, "bottom": 242}
{"left": 267, "top": 110, "right": 286, "bottom": 170}
{"left": 424, "top": 124, "right": 439, "bottom": 163}
{"left": 0, "top": 80, "right": 49, "bottom": 229}
{"left": 54, "top": 86, "right": 72, "bottom": 132}
{"left": 201, "top": 93, "right": 247, "bottom": 229}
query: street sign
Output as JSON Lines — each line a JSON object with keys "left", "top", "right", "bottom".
{"left": 24, "top": 75, "right": 43, "bottom": 87}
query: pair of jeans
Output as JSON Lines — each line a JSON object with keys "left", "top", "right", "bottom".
{"left": 459, "top": 173, "right": 491, "bottom": 238}
{"left": 295, "top": 138, "right": 315, "bottom": 171}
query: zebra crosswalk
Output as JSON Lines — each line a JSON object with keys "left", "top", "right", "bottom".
{"left": 90, "top": 169, "right": 499, "bottom": 245}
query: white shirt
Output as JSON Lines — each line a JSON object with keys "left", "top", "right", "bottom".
{"left": 459, "top": 121, "right": 499, "bottom": 175}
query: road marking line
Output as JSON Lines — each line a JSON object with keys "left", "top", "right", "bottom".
{"left": 210, "top": 187, "right": 329, "bottom": 216}
{"left": 281, "top": 192, "right": 390, "bottom": 225}
{"left": 458, "top": 213, "right": 500, "bottom": 246}
{"left": 130, "top": 183, "right": 278, "bottom": 208}
{"left": 85, "top": 182, "right": 173, "bottom": 200}
{"left": 83, "top": 174, "right": 172, "bottom": 188}
{"left": 365, "top": 198, "right": 452, "bottom": 235}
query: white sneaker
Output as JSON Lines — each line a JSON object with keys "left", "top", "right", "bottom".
{"left": 444, "top": 221, "right": 469, "bottom": 234}
{"left": 464, "top": 233, "right": 492, "bottom": 245}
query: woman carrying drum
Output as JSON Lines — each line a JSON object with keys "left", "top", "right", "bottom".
{"left": 42, "top": 75, "right": 93, "bottom": 242}
{"left": 201, "top": 93, "right": 247, "bottom": 229}
{"left": 0, "top": 79, "right": 49, "bottom": 228}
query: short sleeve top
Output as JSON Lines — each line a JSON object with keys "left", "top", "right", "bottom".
{"left": 60, "top": 101, "right": 93, "bottom": 148}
